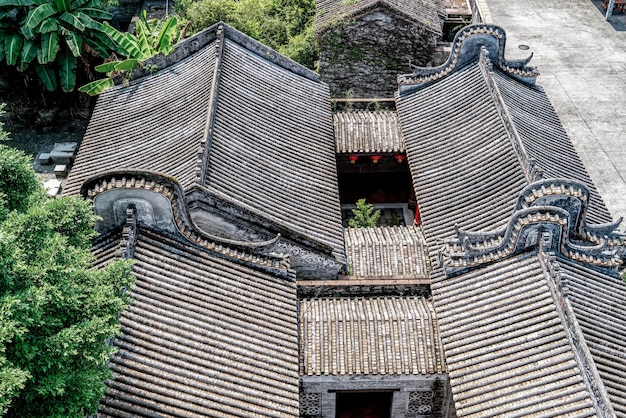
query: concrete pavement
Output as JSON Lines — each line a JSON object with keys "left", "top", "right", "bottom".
{"left": 482, "top": 0, "right": 626, "bottom": 223}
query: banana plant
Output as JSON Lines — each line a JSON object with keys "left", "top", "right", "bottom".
{"left": 80, "top": 11, "right": 180, "bottom": 95}
{"left": 0, "top": 0, "right": 117, "bottom": 91}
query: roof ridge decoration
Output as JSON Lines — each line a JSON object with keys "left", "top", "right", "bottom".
{"left": 187, "top": 184, "right": 338, "bottom": 257}
{"left": 80, "top": 170, "right": 290, "bottom": 271}
{"left": 120, "top": 204, "right": 138, "bottom": 259}
{"left": 478, "top": 46, "right": 541, "bottom": 183}
{"left": 397, "top": 24, "right": 540, "bottom": 96}
{"left": 438, "top": 179, "right": 626, "bottom": 276}
{"left": 196, "top": 23, "right": 226, "bottom": 185}
{"left": 538, "top": 245, "right": 617, "bottom": 417}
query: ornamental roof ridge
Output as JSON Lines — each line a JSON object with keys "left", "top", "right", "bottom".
{"left": 398, "top": 24, "right": 539, "bottom": 95}
{"left": 438, "top": 178, "right": 626, "bottom": 276}
{"left": 80, "top": 170, "right": 290, "bottom": 271}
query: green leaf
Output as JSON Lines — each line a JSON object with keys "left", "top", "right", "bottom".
{"left": 86, "top": 28, "right": 116, "bottom": 53}
{"left": 102, "top": 22, "right": 142, "bottom": 58}
{"left": 78, "top": 77, "right": 113, "bottom": 95}
{"left": 16, "top": 39, "right": 37, "bottom": 71}
{"left": 94, "top": 60, "right": 117, "bottom": 73}
{"left": 4, "top": 33, "right": 23, "bottom": 65}
{"left": 113, "top": 58, "right": 138, "bottom": 71}
{"left": 155, "top": 16, "right": 177, "bottom": 53}
{"left": 77, "top": 7, "right": 111, "bottom": 20}
{"left": 20, "top": 25, "right": 35, "bottom": 40}
{"left": 34, "top": 64, "right": 57, "bottom": 90}
{"left": 83, "top": 35, "right": 109, "bottom": 58}
{"left": 70, "top": 0, "right": 91, "bottom": 8}
{"left": 39, "top": 31, "right": 59, "bottom": 63}
{"left": 25, "top": 3, "right": 58, "bottom": 30}
{"left": 62, "top": 29, "right": 81, "bottom": 56}
{"left": 39, "top": 17, "right": 60, "bottom": 33}
{"left": 58, "top": 50, "right": 76, "bottom": 92}
{"left": 59, "top": 11, "right": 85, "bottom": 31}
{"left": 134, "top": 13, "right": 151, "bottom": 56}
{"left": 0, "top": 0, "right": 35, "bottom": 6}
{"left": 74, "top": 11, "right": 101, "bottom": 30}
{"left": 53, "top": 0, "right": 71, "bottom": 12}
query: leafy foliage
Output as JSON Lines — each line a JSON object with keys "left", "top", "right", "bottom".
{"left": 79, "top": 11, "right": 180, "bottom": 95}
{"left": 176, "top": 0, "right": 318, "bottom": 69}
{"left": 348, "top": 198, "right": 381, "bottom": 228}
{"left": 0, "top": 139, "right": 134, "bottom": 416}
{"left": 0, "top": 0, "right": 118, "bottom": 92}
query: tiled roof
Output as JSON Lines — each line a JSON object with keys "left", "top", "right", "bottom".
{"left": 299, "top": 296, "right": 445, "bottom": 376}
{"left": 92, "top": 230, "right": 123, "bottom": 269}
{"left": 64, "top": 41, "right": 217, "bottom": 194}
{"left": 316, "top": 0, "right": 444, "bottom": 35}
{"left": 559, "top": 259, "right": 626, "bottom": 417}
{"left": 433, "top": 253, "right": 597, "bottom": 417}
{"left": 397, "top": 24, "right": 615, "bottom": 258}
{"left": 64, "top": 23, "right": 344, "bottom": 261}
{"left": 397, "top": 61, "right": 528, "bottom": 248}
{"left": 206, "top": 38, "right": 344, "bottom": 259}
{"left": 334, "top": 110, "right": 404, "bottom": 153}
{"left": 435, "top": 176, "right": 626, "bottom": 416}
{"left": 97, "top": 227, "right": 299, "bottom": 417}
{"left": 491, "top": 71, "right": 613, "bottom": 224}
{"left": 344, "top": 226, "right": 429, "bottom": 278}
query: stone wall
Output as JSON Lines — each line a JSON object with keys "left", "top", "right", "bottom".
{"left": 318, "top": 8, "right": 439, "bottom": 98}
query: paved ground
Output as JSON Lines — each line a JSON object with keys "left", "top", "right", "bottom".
{"left": 480, "top": 0, "right": 626, "bottom": 224}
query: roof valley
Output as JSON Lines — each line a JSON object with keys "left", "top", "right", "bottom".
{"left": 196, "top": 24, "right": 226, "bottom": 185}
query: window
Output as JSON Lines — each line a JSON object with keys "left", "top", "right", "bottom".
{"left": 335, "top": 391, "right": 393, "bottom": 418}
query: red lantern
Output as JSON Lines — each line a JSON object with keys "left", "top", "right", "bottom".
{"left": 348, "top": 155, "right": 358, "bottom": 164}
{"left": 370, "top": 155, "right": 382, "bottom": 164}
{"left": 395, "top": 154, "right": 406, "bottom": 163}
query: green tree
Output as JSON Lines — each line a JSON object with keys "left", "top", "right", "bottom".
{"left": 0, "top": 0, "right": 118, "bottom": 91}
{"left": 177, "top": 0, "right": 318, "bottom": 69}
{"left": 79, "top": 11, "right": 180, "bottom": 95}
{"left": 0, "top": 141, "right": 134, "bottom": 416}
{"left": 348, "top": 198, "right": 381, "bottom": 228}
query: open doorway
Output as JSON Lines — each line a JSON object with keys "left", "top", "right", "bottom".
{"left": 337, "top": 155, "right": 416, "bottom": 226}
{"left": 335, "top": 391, "right": 393, "bottom": 418}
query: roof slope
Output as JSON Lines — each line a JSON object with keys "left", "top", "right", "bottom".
{"left": 300, "top": 296, "right": 445, "bottom": 376}
{"left": 64, "top": 23, "right": 344, "bottom": 259}
{"left": 64, "top": 43, "right": 216, "bottom": 195}
{"left": 316, "top": 0, "right": 444, "bottom": 35}
{"left": 334, "top": 110, "right": 404, "bottom": 153}
{"left": 98, "top": 227, "right": 299, "bottom": 417}
{"left": 397, "top": 61, "right": 528, "bottom": 244}
{"left": 344, "top": 225, "right": 429, "bottom": 278}
{"left": 206, "top": 37, "right": 344, "bottom": 258}
{"left": 433, "top": 252, "right": 597, "bottom": 417}
{"left": 559, "top": 259, "right": 626, "bottom": 417}
{"left": 492, "top": 71, "right": 612, "bottom": 224}
{"left": 397, "top": 24, "right": 614, "bottom": 254}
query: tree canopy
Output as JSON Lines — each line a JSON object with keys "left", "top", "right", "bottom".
{"left": 348, "top": 198, "right": 381, "bottom": 228}
{"left": 176, "top": 0, "right": 318, "bottom": 69}
{"left": 0, "top": 137, "right": 134, "bottom": 416}
{"left": 0, "top": 0, "right": 119, "bottom": 92}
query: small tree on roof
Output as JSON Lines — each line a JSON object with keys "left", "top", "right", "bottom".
{"left": 348, "top": 198, "right": 380, "bottom": 227}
